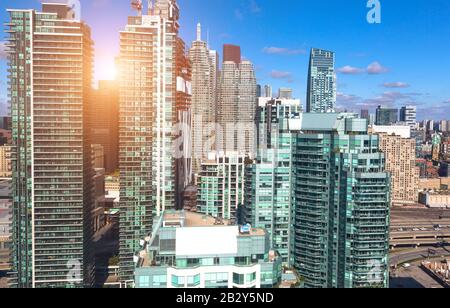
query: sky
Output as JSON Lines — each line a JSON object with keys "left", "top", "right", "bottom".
{"left": 0, "top": 0, "right": 449, "bottom": 120}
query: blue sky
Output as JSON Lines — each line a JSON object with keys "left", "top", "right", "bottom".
{"left": 1, "top": 0, "right": 449, "bottom": 120}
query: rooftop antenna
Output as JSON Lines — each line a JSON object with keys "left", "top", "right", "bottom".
{"left": 196, "top": 23, "right": 201, "bottom": 41}
{"left": 148, "top": 0, "right": 154, "bottom": 14}
{"left": 131, "top": 0, "right": 143, "bottom": 16}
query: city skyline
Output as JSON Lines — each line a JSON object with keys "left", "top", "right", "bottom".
{"left": 0, "top": 0, "right": 449, "bottom": 120}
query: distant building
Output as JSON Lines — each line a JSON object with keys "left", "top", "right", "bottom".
{"left": 263, "top": 85, "right": 273, "bottom": 98}
{"left": 372, "top": 126, "right": 419, "bottom": 206}
{"left": 376, "top": 106, "right": 398, "bottom": 126}
{"left": 92, "top": 144, "right": 105, "bottom": 170}
{"left": 134, "top": 211, "right": 282, "bottom": 288}
{"left": 400, "top": 105, "right": 417, "bottom": 129}
{"left": 360, "top": 109, "right": 370, "bottom": 121}
{"left": 306, "top": 48, "right": 336, "bottom": 113}
{"left": 217, "top": 59, "right": 257, "bottom": 156}
{"left": 223, "top": 44, "right": 241, "bottom": 64}
{"left": 189, "top": 23, "right": 218, "bottom": 176}
{"left": 91, "top": 80, "right": 119, "bottom": 173}
{"left": 278, "top": 88, "right": 293, "bottom": 99}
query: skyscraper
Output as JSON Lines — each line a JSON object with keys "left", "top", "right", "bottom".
{"left": 91, "top": 80, "right": 119, "bottom": 173}
{"left": 118, "top": 0, "right": 191, "bottom": 283}
{"left": 7, "top": 3, "right": 94, "bottom": 288}
{"left": 217, "top": 57, "right": 257, "bottom": 156}
{"left": 400, "top": 105, "right": 417, "bottom": 129}
{"left": 264, "top": 85, "right": 273, "bottom": 98}
{"left": 223, "top": 44, "right": 241, "bottom": 64}
{"left": 189, "top": 23, "right": 218, "bottom": 177}
{"left": 290, "top": 113, "right": 390, "bottom": 288}
{"left": 306, "top": 48, "right": 336, "bottom": 113}
{"left": 376, "top": 106, "right": 398, "bottom": 125}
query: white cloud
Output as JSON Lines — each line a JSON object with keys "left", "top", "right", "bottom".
{"left": 270, "top": 70, "right": 292, "bottom": 80}
{"left": 367, "top": 61, "right": 389, "bottom": 74}
{"left": 382, "top": 82, "right": 410, "bottom": 88}
{"left": 337, "top": 65, "right": 364, "bottom": 75}
{"left": 262, "top": 47, "right": 306, "bottom": 56}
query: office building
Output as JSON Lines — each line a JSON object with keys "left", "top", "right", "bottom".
{"left": 399, "top": 105, "right": 417, "bottom": 129}
{"left": 372, "top": 126, "right": 419, "bottom": 206}
{"left": 306, "top": 48, "right": 336, "bottom": 113}
{"left": 360, "top": 109, "right": 370, "bottom": 121}
{"left": 92, "top": 144, "right": 105, "bottom": 170}
{"left": 189, "top": 23, "right": 218, "bottom": 176}
{"left": 290, "top": 113, "right": 390, "bottom": 288}
{"left": 223, "top": 44, "right": 241, "bottom": 64}
{"left": 91, "top": 80, "right": 119, "bottom": 173}
{"left": 198, "top": 152, "right": 246, "bottom": 222}
{"left": 376, "top": 106, "right": 398, "bottom": 126}
{"left": 134, "top": 211, "right": 282, "bottom": 288}
{"left": 7, "top": 3, "right": 94, "bottom": 287}
{"left": 217, "top": 58, "right": 257, "bottom": 156}
{"left": 118, "top": 0, "right": 192, "bottom": 282}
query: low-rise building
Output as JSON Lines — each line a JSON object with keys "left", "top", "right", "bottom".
{"left": 419, "top": 190, "right": 450, "bottom": 208}
{"left": 134, "top": 211, "right": 282, "bottom": 288}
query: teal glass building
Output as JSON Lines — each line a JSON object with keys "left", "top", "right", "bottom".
{"left": 290, "top": 113, "right": 390, "bottom": 288}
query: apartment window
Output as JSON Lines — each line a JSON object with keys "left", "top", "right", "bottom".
{"left": 233, "top": 273, "right": 245, "bottom": 285}
{"left": 187, "top": 274, "right": 200, "bottom": 287}
{"left": 138, "top": 276, "right": 150, "bottom": 288}
{"left": 152, "top": 275, "right": 167, "bottom": 287}
{"left": 171, "top": 275, "right": 185, "bottom": 288}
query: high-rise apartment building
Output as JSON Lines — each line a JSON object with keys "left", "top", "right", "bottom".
{"left": 189, "top": 23, "right": 218, "bottom": 176}
{"left": 306, "top": 48, "right": 336, "bottom": 113}
{"left": 223, "top": 44, "right": 241, "bottom": 64}
{"left": 290, "top": 113, "right": 390, "bottom": 288}
{"left": 91, "top": 80, "right": 119, "bottom": 173}
{"left": 7, "top": 3, "right": 94, "bottom": 288}
{"left": 246, "top": 116, "right": 295, "bottom": 266}
{"left": 217, "top": 58, "right": 257, "bottom": 156}
{"left": 372, "top": 126, "right": 419, "bottom": 206}
{"left": 0, "top": 146, "right": 12, "bottom": 178}
{"left": 118, "top": 0, "right": 191, "bottom": 283}
{"left": 400, "top": 105, "right": 417, "bottom": 129}
{"left": 376, "top": 106, "right": 398, "bottom": 126}
{"left": 198, "top": 152, "right": 246, "bottom": 221}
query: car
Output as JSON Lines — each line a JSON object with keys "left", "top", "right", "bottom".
{"left": 412, "top": 228, "right": 420, "bottom": 232}
{"left": 397, "top": 228, "right": 404, "bottom": 232}
{"left": 402, "top": 263, "right": 411, "bottom": 269}
{"left": 420, "top": 228, "right": 427, "bottom": 231}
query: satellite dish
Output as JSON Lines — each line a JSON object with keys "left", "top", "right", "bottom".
{"left": 67, "top": 0, "right": 81, "bottom": 20}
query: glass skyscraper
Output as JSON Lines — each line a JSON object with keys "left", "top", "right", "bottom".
{"left": 7, "top": 3, "right": 94, "bottom": 288}
{"left": 290, "top": 113, "right": 390, "bottom": 288}
{"left": 118, "top": 0, "right": 191, "bottom": 283}
{"left": 306, "top": 48, "right": 336, "bottom": 113}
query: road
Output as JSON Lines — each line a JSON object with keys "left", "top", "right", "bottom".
{"left": 390, "top": 247, "right": 450, "bottom": 266}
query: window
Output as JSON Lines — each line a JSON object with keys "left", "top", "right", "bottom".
{"left": 187, "top": 274, "right": 200, "bottom": 287}
{"left": 171, "top": 275, "right": 185, "bottom": 288}
{"left": 246, "top": 272, "right": 256, "bottom": 283}
{"left": 152, "top": 275, "right": 167, "bottom": 287}
{"left": 138, "top": 276, "right": 150, "bottom": 288}
{"left": 233, "top": 273, "right": 245, "bottom": 285}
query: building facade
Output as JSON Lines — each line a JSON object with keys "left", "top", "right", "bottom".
{"left": 400, "top": 105, "right": 417, "bottom": 129}
{"left": 189, "top": 23, "right": 218, "bottom": 177}
{"left": 376, "top": 106, "right": 398, "bottom": 126}
{"left": 7, "top": 3, "right": 94, "bottom": 287}
{"left": 217, "top": 59, "right": 257, "bottom": 156}
{"left": 246, "top": 117, "right": 295, "bottom": 266}
{"left": 91, "top": 80, "right": 119, "bottom": 173}
{"left": 134, "top": 211, "right": 282, "bottom": 288}
{"left": 306, "top": 48, "right": 336, "bottom": 113}
{"left": 118, "top": 0, "right": 192, "bottom": 283}
{"left": 290, "top": 113, "right": 390, "bottom": 288}
{"left": 198, "top": 152, "right": 246, "bottom": 222}
{"left": 372, "top": 127, "right": 419, "bottom": 206}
